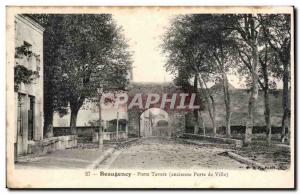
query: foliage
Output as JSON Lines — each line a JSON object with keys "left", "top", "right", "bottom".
{"left": 161, "top": 13, "right": 291, "bottom": 141}
{"left": 161, "top": 14, "right": 237, "bottom": 88}
{"left": 161, "top": 15, "right": 237, "bottom": 135}
{"left": 14, "top": 65, "right": 37, "bottom": 91}
{"left": 30, "top": 14, "right": 132, "bottom": 134}
{"left": 55, "top": 15, "right": 132, "bottom": 112}
{"left": 14, "top": 45, "right": 38, "bottom": 92}
{"left": 15, "top": 45, "right": 33, "bottom": 58}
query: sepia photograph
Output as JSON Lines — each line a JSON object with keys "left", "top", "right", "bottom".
{"left": 6, "top": 6, "right": 295, "bottom": 189}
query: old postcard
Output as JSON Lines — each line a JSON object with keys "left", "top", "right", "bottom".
{"left": 6, "top": 6, "right": 295, "bottom": 189}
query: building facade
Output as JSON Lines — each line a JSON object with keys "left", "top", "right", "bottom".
{"left": 53, "top": 96, "right": 129, "bottom": 130}
{"left": 14, "top": 15, "right": 44, "bottom": 156}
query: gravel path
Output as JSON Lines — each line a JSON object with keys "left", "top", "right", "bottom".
{"left": 99, "top": 137, "right": 246, "bottom": 169}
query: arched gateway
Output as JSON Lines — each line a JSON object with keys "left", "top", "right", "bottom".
{"left": 127, "top": 82, "right": 201, "bottom": 137}
{"left": 140, "top": 108, "right": 170, "bottom": 137}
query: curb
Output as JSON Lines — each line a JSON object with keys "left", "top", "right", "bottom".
{"left": 87, "top": 138, "right": 140, "bottom": 169}
{"left": 87, "top": 147, "right": 116, "bottom": 169}
{"left": 117, "top": 138, "right": 139, "bottom": 146}
{"left": 224, "top": 151, "right": 266, "bottom": 170}
{"left": 274, "top": 144, "right": 290, "bottom": 149}
{"left": 182, "top": 133, "right": 243, "bottom": 148}
{"left": 176, "top": 138, "right": 228, "bottom": 146}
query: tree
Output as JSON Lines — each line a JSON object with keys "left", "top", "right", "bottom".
{"left": 197, "top": 15, "right": 236, "bottom": 137}
{"left": 57, "top": 15, "right": 132, "bottom": 135}
{"left": 162, "top": 15, "right": 239, "bottom": 136}
{"left": 162, "top": 15, "right": 219, "bottom": 136}
{"left": 229, "top": 14, "right": 291, "bottom": 144}
{"left": 240, "top": 31, "right": 279, "bottom": 145}
{"left": 163, "top": 14, "right": 291, "bottom": 144}
{"left": 32, "top": 14, "right": 132, "bottom": 135}
{"left": 230, "top": 14, "right": 261, "bottom": 145}
{"left": 261, "top": 14, "right": 291, "bottom": 143}
{"left": 257, "top": 24, "right": 281, "bottom": 144}
{"left": 30, "top": 14, "right": 69, "bottom": 138}
{"left": 233, "top": 15, "right": 280, "bottom": 145}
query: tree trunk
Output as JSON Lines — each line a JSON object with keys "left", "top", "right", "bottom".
{"left": 203, "top": 76, "right": 217, "bottom": 135}
{"left": 259, "top": 54, "right": 272, "bottom": 145}
{"left": 244, "top": 41, "right": 259, "bottom": 145}
{"left": 193, "top": 110, "right": 200, "bottom": 134}
{"left": 194, "top": 123, "right": 199, "bottom": 134}
{"left": 210, "top": 95, "right": 217, "bottom": 135}
{"left": 69, "top": 96, "right": 85, "bottom": 135}
{"left": 281, "top": 63, "right": 289, "bottom": 143}
{"left": 222, "top": 72, "right": 231, "bottom": 137}
{"left": 44, "top": 110, "right": 54, "bottom": 138}
{"left": 70, "top": 108, "right": 79, "bottom": 135}
{"left": 214, "top": 48, "right": 232, "bottom": 137}
{"left": 264, "top": 89, "right": 272, "bottom": 144}
{"left": 197, "top": 74, "right": 217, "bottom": 136}
{"left": 281, "top": 110, "right": 288, "bottom": 143}
{"left": 245, "top": 87, "right": 257, "bottom": 145}
{"left": 193, "top": 75, "right": 200, "bottom": 135}
{"left": 199, "top": 111, "right": 206, "bottom": 135}
{"left": 225, "top": 111, "right": 231, "bottom": 137}
{"left": 44, "top": 103, "right": 54, "bottom": 138}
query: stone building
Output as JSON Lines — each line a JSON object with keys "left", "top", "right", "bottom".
{"left": 14, "top": 14, "right": 44, "bottom": 156}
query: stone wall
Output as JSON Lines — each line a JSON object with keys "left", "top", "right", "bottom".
{"left": 102, "top": 131, "right": 127, "bottom": 141}
{"left": 27, "top": 135, "right": 77, "bottom": 155}
{"left": 185, "top": 88, "right": 286, "bottom": 134}
{"left": 54, "top": 126, "right": 96, "bottom": 137}
{"left": 127, "top": 82, "right": 187, "bottom": 137}
{"left": 54, "top": 127, "right": 128, "bottom": 142}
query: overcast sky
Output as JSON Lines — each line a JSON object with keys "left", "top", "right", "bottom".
{"left": 114, "top": 12, "right": 173, "bottom": 83}
{"left": 113, "top": 13, "right": 281, "bottom": 89}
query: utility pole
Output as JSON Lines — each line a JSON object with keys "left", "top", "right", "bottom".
{"left": 125, "top": 119, "right": 128, "bottom": 139}
{"left": 97, "top": 87, "right": 103, "bottom": 149}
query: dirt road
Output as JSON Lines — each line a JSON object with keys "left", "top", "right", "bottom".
{"left": 98, "top": 137, "right": 246, "bottom": 169}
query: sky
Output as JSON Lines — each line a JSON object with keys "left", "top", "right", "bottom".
{"left": 113, "top": 12, "right": 281, "bottom": 89}
{"left": 113, "top": 11, "right": 173, "bottom": 83}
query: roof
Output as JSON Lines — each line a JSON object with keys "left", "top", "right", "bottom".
{"left": 16, "top": 14, "right": 45, "bottom": 32}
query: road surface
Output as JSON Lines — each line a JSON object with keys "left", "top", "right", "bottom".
{"left": 98, "top": 137, "right": 246, "bottom": 169}
{"left": 15, "top": 146, "right": 111, "bottom": 169}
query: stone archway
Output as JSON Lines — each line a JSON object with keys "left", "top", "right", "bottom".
{"left": 140, "top": 108, "right": 170, "bottom": 137}
{"left": 127, "top": 82, "right": 188, "bottom": 137}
